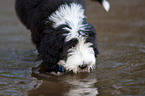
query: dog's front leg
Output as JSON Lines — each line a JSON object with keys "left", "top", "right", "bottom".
{"left": 38, "top": 34, "right": 64, "bottom": 73}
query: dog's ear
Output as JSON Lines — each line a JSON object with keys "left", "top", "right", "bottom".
{"left": 92, "top": 0, "right": 110, "bottom": 12}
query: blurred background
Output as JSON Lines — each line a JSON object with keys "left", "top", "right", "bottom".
{"left": 0, "top": 0, "right": 145, "bottom": 96}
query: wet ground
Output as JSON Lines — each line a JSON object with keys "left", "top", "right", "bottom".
{"left": 0, "top": 0, "right": 145, "bottom": 96}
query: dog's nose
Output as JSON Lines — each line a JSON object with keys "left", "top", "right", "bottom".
{"left": 79, "top": 64, "right": 87, "bottom": 69}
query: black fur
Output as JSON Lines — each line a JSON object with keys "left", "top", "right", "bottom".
{"left": 15, "top": 0, "right": 99, "bottom": 72}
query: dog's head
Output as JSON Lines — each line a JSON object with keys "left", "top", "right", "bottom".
{"left": 49, "top": 3, "right": 97, "bottom": 73}
{"left": 58, "top": 38, "right": 96, "bottom": 73}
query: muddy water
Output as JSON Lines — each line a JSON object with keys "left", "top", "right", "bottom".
{"left": 0, "top": 0, "right": 145, "bottom": 96}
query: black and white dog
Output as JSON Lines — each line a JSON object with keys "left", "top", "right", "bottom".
{"left": 15, "top": 0, "right": 110, "bottom": 73}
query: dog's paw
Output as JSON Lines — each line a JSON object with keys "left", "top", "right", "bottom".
{"left": 57, "top": 65, "right": 65, "bottom": 72}
{"left": 46, "top": 64, "right": 65, "bottom": 73}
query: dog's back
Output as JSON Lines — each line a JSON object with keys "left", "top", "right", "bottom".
{"left": 15, "top": 0, "right": 85, "bottom": 29}
{"left": 15, "top": 0, "right": 86, "bottom": 45}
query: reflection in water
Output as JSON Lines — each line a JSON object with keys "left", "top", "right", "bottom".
{"left": 29, "top": 70, "right": 98, "bottom": 96}
{"left": 65, "top": 78, "right": 98, "bottom": 96}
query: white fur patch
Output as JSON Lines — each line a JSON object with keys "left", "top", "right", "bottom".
{"left": 59, "top": 38, "right": 96, "bottom": 73}
{"left": 49, "top": 3, "right": 87, "bottom": 41}
{"left": 49, "top": 3, "right": 96, "bottom": 73}
{"left": 102, "top": 0, "right": 110, "bottom": 12}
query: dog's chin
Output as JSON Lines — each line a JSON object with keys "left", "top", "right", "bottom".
{"left": 77, "top": 67, "right": 94, "bottom": 73}
{"left": 58, "top": 60, "right": 95, "bottom": 73}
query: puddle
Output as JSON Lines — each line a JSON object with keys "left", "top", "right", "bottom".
{"left": 0, "top": 0, "right": 145, "bottom": 96}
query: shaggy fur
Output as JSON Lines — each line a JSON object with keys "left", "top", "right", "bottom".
{"left": 15, "top": 0, "right": 109, "bottom": 73}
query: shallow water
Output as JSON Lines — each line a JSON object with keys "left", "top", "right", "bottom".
{"left": 0, "top": 0, "right": 145, "bottom": 96}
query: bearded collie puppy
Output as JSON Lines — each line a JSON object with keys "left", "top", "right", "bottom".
{"left": 15, "top": 0, "right": 110, "bottom": 73}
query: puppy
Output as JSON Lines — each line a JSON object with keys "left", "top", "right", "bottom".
{"left": 15, "top": 0, "right": 110, "bottom": 73}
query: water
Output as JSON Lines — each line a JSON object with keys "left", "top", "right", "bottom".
{"left": 0, "top": 0, "right": 145, "bottom": 96}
